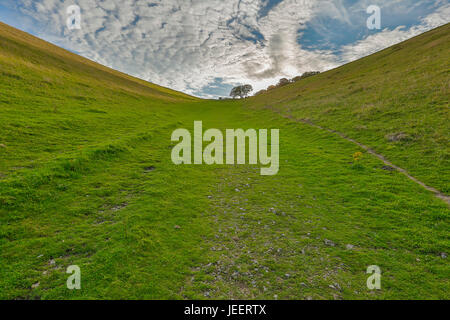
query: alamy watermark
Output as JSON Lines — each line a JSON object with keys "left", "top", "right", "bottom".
{"left": 171, "top": 121, "right": 279, "bottom": 175}
{"left": 367, "top": 5, "right": 381, "bottom": 30}
{"left": 66, "top": 5, "right": 81, "bottom": 30}
{"left": 367, "top": 265, "right": 381, "bottom": 290}
{"left": 66, "top": 265, "right": 81, "bottom": 290}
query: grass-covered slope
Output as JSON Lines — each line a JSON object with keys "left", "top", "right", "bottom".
{"left": 0, "top": 22, "right": 448, "bottom": 300}
{"left": 247, "top": 24, "right": 449, "bottom": 194}
{"left": 0, "top": 22, "right": 196, "bottom": 101}
{"left": 0, "top": 22, "right": 197, "bottom": 172}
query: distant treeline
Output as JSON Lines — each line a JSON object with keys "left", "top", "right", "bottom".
{"left": 219, "top": 71, "right": 321, "bottom": 100}
{"left": 254, "top": 71, "right": 320, "bottom": 96}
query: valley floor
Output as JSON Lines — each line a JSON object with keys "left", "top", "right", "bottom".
{"left": 1, "top": 100, "right": 448, "bottom": 299}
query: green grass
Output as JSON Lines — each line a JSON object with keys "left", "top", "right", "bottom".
{"left": 0, "top": 22, "right": 448, "bottom": 300}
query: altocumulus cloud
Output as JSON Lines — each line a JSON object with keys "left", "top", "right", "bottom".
{"left": 4, "top": 0, "right": 450, "bottom": 97}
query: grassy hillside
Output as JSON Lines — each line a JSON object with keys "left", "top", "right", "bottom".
{"left": 0, "top": 22, "right": 448, "bottom": 300}
{"left": 247, "top": 24, "right": 450, "bottom": 194}
{"left": 0, "top": 22, "right": 197, "bottom": 173}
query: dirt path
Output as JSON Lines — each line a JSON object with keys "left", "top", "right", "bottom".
{"left": 288, "top": 116, "right": 449, "bottom": 206}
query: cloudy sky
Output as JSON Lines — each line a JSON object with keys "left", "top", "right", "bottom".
{"left": 0, "top": 0, "right": 449, "bottom": 98}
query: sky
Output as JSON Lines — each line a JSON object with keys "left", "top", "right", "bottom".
{"left": 0, "top": 0, "right": 448, "bottom": 98}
